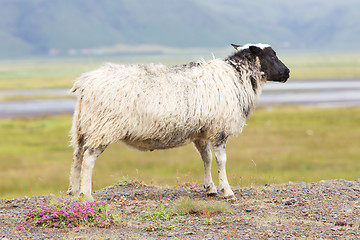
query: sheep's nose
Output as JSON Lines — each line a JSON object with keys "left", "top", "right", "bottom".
{"left": 280, "top": 68, "right": 290, "bottom": 77}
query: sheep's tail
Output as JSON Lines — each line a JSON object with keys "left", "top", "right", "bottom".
{"left": 70, "top": 85, "right": 84, "bottom": 149}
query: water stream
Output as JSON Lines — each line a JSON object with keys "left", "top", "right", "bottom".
{"left": 0, "top": 79, "right": 359, "bottom": 118}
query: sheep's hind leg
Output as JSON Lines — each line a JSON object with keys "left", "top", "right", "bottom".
{"left": 79, "top": 146, "right": 106, "bottom": 198}
{"left": 67, "top": 144, "right": 84, "bottom": 196}
{"left": 212, "top": 142, "right": 235, "bottom": 200}
{"left": 194, "top": 139, "right": 217, "bottom": 196}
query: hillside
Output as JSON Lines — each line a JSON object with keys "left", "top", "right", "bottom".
{"left": 0, "top": 0, "right": 359, "bottom": 57}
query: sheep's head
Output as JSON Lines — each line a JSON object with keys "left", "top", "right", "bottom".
{"left": 231, "top": 43, "right": 290, "bottom": 83}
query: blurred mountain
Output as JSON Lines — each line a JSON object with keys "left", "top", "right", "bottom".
{"left": 0, "top": 0, "right": 359, "bottom": 57}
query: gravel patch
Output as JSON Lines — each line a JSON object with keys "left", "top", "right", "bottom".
{"left": 1, "top": 179, "right": 360, "bottom": 239}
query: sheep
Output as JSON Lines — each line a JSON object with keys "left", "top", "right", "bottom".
{"left": 67, "top": 43, "right": 290, "bottom": 199}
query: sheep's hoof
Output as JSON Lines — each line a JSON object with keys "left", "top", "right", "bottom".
{"left": 207, "top": 192, "right": 217, "bottom": 197}
{"left": 204, "top": 184, "right": 217, "bottom": 196}
{"left": 66, "top": 190, "right": 75, "bottom": 196}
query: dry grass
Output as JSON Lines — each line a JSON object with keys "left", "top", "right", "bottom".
{"left": 172, "top": 197, "right": 232, "bottom": 215}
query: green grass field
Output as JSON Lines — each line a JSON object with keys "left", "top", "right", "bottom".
{"left": 0, "top": 52, "right": 360, "bottom": 90}
{"left": 284, "top": 53, "right": 360, "bottom": 79}
{"left": 1, "top": 107, "right": 359, "bottom": 199}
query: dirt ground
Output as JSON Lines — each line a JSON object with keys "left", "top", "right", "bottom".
{"left": 1, "top": 179, "right": 360, "bottom": 239}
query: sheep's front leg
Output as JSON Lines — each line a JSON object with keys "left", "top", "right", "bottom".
{"left": 194, "top": 140, "right": 217, "bottom": 196}
{"left": 79, "top": 147, "right": 105, "bottom": 198}
{"left": 212, "top": 142, "right": 235, "bottom": 199}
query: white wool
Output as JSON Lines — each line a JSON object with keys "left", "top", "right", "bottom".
{"left": 237, "top": 43, "right": 271, "bottom": 51}
{"left": 71, "top": 58, "right": 264, "bottom": 150}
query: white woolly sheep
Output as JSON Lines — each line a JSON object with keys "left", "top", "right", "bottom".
{"left": 67, "top": 43, "right": 290, "bottom": 199}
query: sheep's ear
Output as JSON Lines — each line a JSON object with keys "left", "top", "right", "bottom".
{"left": 231, "top": 44, "right": 242, "bottom": 50}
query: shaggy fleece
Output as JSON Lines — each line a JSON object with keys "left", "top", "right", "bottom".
{"left": 70, "top": 58, "right": 264, "bottom": 150}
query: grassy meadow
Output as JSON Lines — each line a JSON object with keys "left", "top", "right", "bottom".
{"left": 1, "top": 107, "right": 359, "bottom": 199}
{"left": 0, "top": 51, "right": 360, "bottom": 90}
{"left": 284, "top": 53, "right": 360, "bottom": 79}
{"left": 0, "top": 52, "right": 360, "bottom": 199}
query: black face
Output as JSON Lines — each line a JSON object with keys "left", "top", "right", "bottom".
{"left": 249, "top": 46, "right": 290, "bottom": 82}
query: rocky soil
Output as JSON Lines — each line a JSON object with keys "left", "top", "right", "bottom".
{"left": 1, "top": 179, "right": 360, "bottom": 239}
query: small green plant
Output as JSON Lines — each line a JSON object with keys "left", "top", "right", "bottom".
{"left": 134, "top": 197, "right": 232, "bottom": 232}
{"left": 16, "top": 197, "right": 114, "bottom": 229}
{"left": 142, "top": 205, "right": 173, "bottom": 221}
{"left": 173, "top": 197, "right": 233, "bottom": 216}
{"left": 113, "top": 176, "right": 143, "bottom": 187}
{"left": 144, "top": 222, "right": 177, "bottom": 232}
{"left": 139, "top": 204, "right": 180, "bottom": 232}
